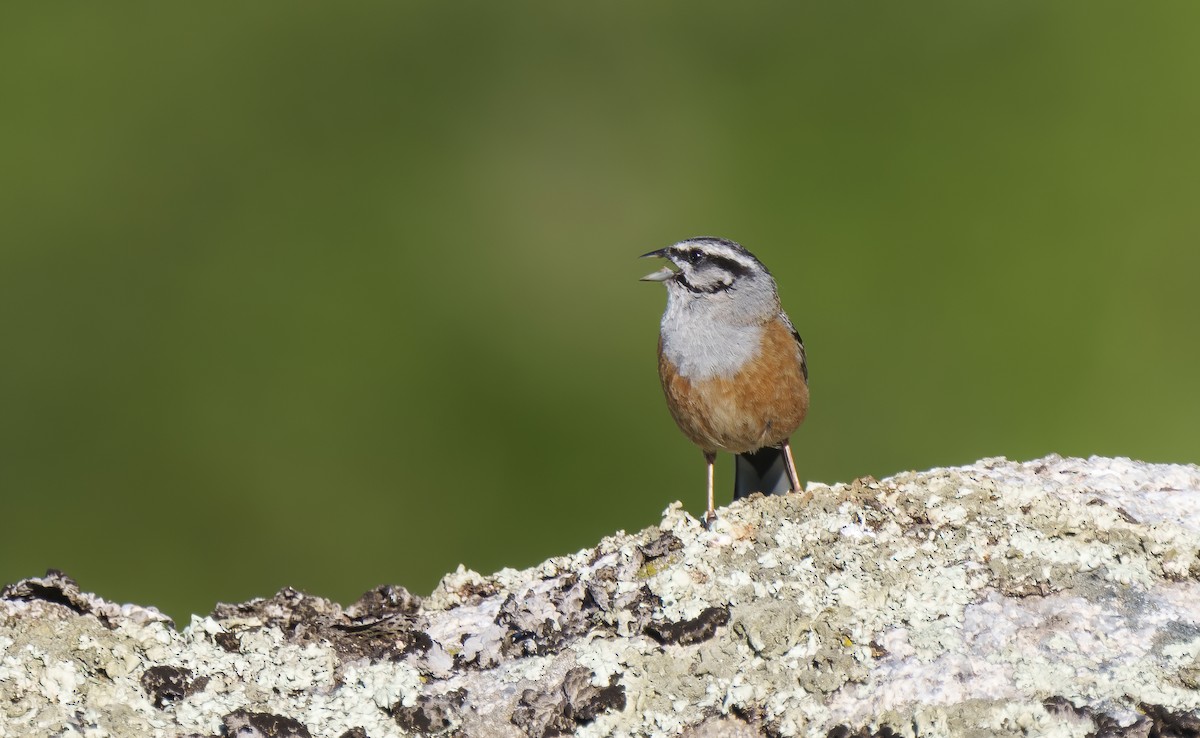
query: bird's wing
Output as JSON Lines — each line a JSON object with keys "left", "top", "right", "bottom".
{"left": 779, "top": 311, "right": 808, "bottom": 381}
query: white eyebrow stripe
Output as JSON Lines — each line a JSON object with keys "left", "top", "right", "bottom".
{"left": 670, "top": 240, "right": 760, "bottom": 272}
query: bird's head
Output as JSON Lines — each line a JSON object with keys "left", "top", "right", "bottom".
{"left": 640, "top": 237, "right": 774, "bottom": 297}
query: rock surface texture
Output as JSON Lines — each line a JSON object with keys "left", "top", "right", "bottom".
{"left": 4, "top": 456, "right": 1200, "bottom": 737}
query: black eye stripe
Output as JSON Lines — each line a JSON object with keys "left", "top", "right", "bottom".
{"left": 708, "top": 255, "right": 752, "bottom": 279}
{"left": 672, "top": 247, "right": 753, "bottom": 278}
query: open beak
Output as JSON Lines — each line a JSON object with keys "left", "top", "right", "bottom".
{"left": 639, "top": 248, "right": 677, "bottom": 282}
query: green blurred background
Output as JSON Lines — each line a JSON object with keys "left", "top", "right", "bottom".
{"left": 2, "top": 2, "right": 1198, "bottom": 622}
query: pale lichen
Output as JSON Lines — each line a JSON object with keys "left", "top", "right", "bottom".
{"left": 3, "top": 455, "right": 1200, "bottom": 737}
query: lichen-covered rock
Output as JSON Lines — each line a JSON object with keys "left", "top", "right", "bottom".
{"left": 2, "top": 456, "right": 1200, "bottom": 737}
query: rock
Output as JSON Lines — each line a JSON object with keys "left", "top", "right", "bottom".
{"left": 3, "top": 456, "right": 1200, "bottom": 737}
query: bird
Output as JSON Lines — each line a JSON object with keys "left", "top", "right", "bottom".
{"left": 641, "top": 237, "right": 809, "bottom": 525}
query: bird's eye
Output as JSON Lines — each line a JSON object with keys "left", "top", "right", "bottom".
{"left": 687, "top": 249, "right": 704, "bottom": 264}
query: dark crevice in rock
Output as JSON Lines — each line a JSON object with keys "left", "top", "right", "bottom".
{"left": 638, "top": 532, "right": 683, "bottom": 560}
{"left": 1, "top": 571, "right": 116, "bottom": 626}
{"left": 221, "top": 709, "right": 311, "bottom": 738}
{"left": 825, "top": 725, "right": 903, "bottom": 738}
{"left": 1043, "top": 697, "right": 1200, "bottom": 737}
{"left": 728, "top": 703, "right": 783, "bottom": 738}
{"left": 511, "top": 667, "right": 626, "bottom": 737}
{"left": 497, "top": 575, "right": 590, "bottom": 658}
{"left": 345, "top": 584, "right": 422, "bottom": 621}
{"left": 208, "top": 584, "right": 426, "bottom": 664}
{"left": 213, "top": 631, "right": 242, "bottom": 653}
{"left": 140, "top": 665, "right": 208, "bottom": 709}
{"left": 1140, "top": 702, "right": 1200, "bottom": 737}
{"left": 645, "top": 606, "right": 730, "bottom": 646}
{"left": 389, "top": 688, "right": 467, "bottom": 734}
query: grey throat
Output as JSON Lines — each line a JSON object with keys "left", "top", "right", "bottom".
{"left": 659, "top": 277, "right": 779, "bottom": 380}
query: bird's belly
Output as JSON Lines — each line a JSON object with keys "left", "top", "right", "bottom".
{"left": 659, "top": 320, "right": 809, "bottom": 454}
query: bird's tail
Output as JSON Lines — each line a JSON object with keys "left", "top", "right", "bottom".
{"left": 734, "top": 446, "right": 793, "bottom": 499}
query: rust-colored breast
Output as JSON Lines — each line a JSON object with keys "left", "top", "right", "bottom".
{"left": 658, "top": 318, "right": 809, "bottom": 454}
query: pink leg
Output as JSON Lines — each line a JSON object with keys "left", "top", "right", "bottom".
{"left": 782, "top": 439, "right": 801, "bottom": 493}
{"left": 704, "top": 451, "right": 717, "bottom": 526}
